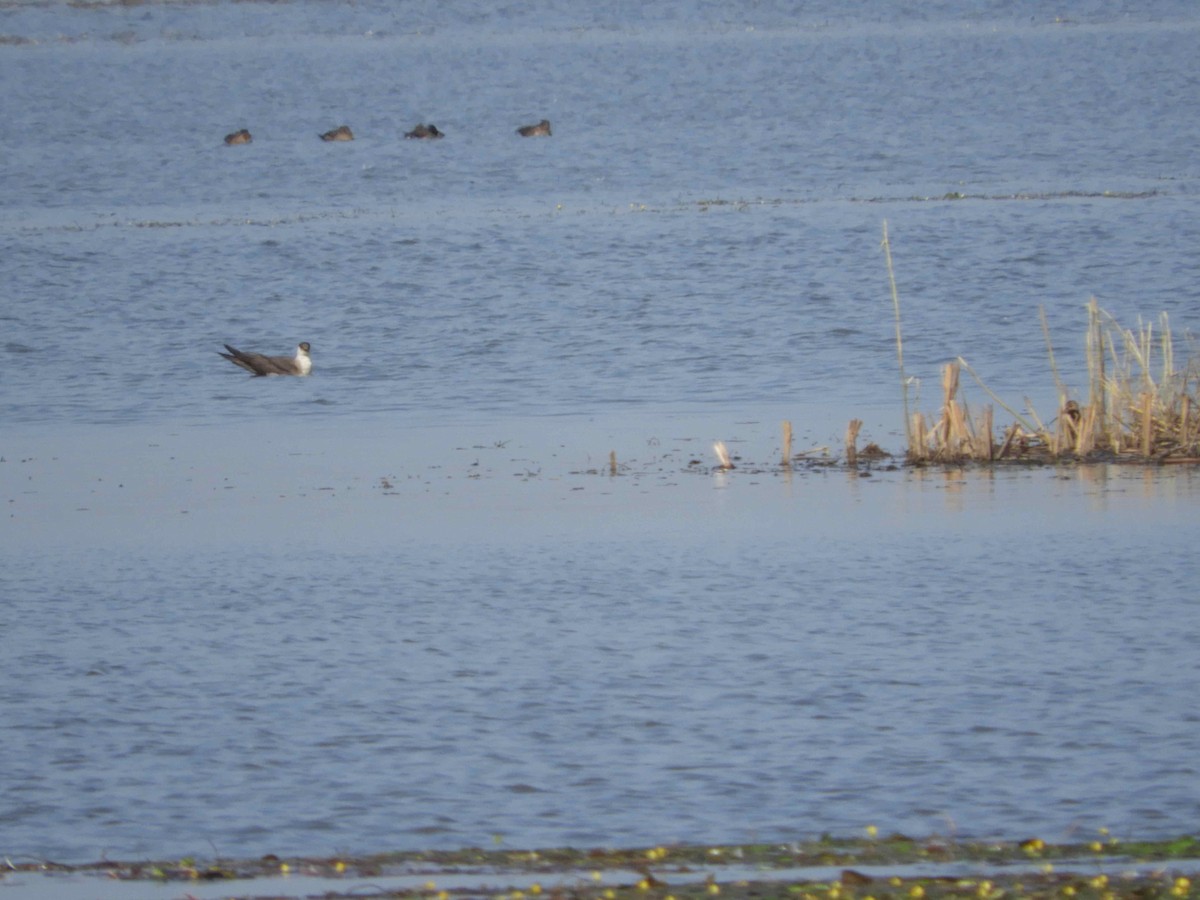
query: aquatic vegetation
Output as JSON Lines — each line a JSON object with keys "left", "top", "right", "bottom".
{"left": 883, "top": 223, "right": 1199, "bottom": 466}
{"left": 6, "top": 834, "right": 1197, "bottom": 900}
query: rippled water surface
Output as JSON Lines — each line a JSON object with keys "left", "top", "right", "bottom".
{"left": 2, "top": 0, "right": 1199, "bottom": 865}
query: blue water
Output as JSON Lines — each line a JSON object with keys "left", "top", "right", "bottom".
{"left": 2, "top": 0, "right": 1199, "bottom": 865}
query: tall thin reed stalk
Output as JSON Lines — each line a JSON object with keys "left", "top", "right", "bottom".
{"left": 1041, "top": 305, "right": 1069, "bottom": 410}
{"left": 1086, "top": 298, "right": 1106, "bottom": 442}
{"left": 881, "top": 221, "right": 913, "bottom": 452}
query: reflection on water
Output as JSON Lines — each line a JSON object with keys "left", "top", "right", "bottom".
{"left": 906, "top": 460, "right": 1200, "bottom": 515}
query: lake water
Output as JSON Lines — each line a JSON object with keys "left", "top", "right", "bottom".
{"left": 2, "top": 0, "right": 1199, "bottom": 866}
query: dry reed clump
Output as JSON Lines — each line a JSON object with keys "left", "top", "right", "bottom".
{"left": 903, "top": 301, "right": 1199, "bottom": 465}
{"left": 882, "top": 224, "right": 1199, "bottom": 466}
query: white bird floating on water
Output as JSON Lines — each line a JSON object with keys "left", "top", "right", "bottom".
{"left": 219, "top": 342, "right": 312, "bottom": 376}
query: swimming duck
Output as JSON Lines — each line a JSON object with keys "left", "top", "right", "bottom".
{"left": 219, "top": 342, "right": 312, "bottom": 376}
{"left": 405, "top": 123, "right": 444, "bottom": 139}
{"left": 224, "top": 128, "right": 252, "bottom": 145}
{"left": 319, "top": 125, "right": 354, "bottom": 141}
{"left": 516, "top": 119, "right": 551, "bottom": 137}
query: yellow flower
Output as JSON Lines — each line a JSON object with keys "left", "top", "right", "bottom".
{"left": 708, "top": 883, "right": 721, "bottom": 895}
{"left": 1021, "top": 838, "right": 1044, "bottom": 855}
{"left": 866, "top": 825, "right": 879, "bottom": 839}
{"left": 909, "top": 886, "right": 925, "bottom": 899}
{"left": 1061, "top": 887, "right": 1076, "bottom": 897}
{"left": 530, "top": 886, "right": 542, "bottom": 896}
{"left": 334, "top": 861, "right": 346, "bottom": 874}
{"left": 1089, "top": 875, "right": 1108, "bottom": 889}
{"left": 1090, "top": 842, "right": 1103, "bottom": 853}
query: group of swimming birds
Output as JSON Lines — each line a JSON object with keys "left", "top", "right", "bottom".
{"left": 219, "top": 117, "right": 552, "bottom": 376}
{"left": 223, "top": 119, "right": 551, "bottom": 144}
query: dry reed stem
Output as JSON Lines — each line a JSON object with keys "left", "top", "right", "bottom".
{"left": 1076, "top": 403, "right": 1097, "bottom": 455}
{"left": 939, "top": 362, "right": 959, "bottom": 454}
{"left": 609, "top": 450, "right": 618, "bottom": 476}
{"left": 997, "top": 423, "right": 1020, "bottom": 459}
{"left": 846, "top": 419, "right": 862, "bottom": 466}
{"left": 954, "top": 401, "right": 972, "bottom": 451}
{"left": 782, "top": 420, "right": 793, "bottom": 467}
{"left": 1052, "top": 407, "right": 1069, "bottom": 457}
{"left": 909, "top": 412, "right": 928, "bottom": 462}
{"left": 928, "top": 361, "right": 989, "bottom": 461}
{"left": 1041, "top": 305, "right": 1069, "bottom": 411}
{"left": 794, "top": 445, "right": 833, "bottom": 458}
{"left": 957, "top": 357, "right": 1038, "bottom": 433}
{"left": 937, "top": 365, "right": 952, "bottom": 455}
{"left": 1087, "top": 298, "right": 1106, "bottom": 428}
{"left": 1140, "top": 392, "right": 1154, "bottom": 457}
{"left": 882, "top": 221, "right": 913, "bottom": 450}
{"left": 975, "top": 407, "right": 994, "bottom": 460}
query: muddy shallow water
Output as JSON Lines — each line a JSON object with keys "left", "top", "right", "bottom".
{"left": 4, "top": 836, "right": 1200, "bottom": 900}
{"left": 4, "top": 414, "right": 1200, "bottom": 862}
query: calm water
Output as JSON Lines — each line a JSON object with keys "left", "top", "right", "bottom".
{"left": 2, "top": 0, "right": 1199, "bottom": 865}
